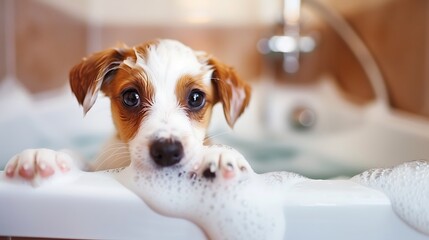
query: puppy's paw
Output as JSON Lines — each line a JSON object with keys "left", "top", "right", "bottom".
{"left": 195, "top": 144, "right": 253, "bottom": 180}
{"left": 4, "top": 149, "right": 78, "bottom": 186}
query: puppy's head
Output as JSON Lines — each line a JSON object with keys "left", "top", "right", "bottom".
{"left": 70, "top": 39, "right": 250, "bottom": 170}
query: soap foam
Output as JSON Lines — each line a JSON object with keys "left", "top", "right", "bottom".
{"left": 352, "top": 160, "right": 429, "bottom": 235}
{"left": 116, "top": 159, "right": 429, "bottom": 239}
{"left": 117, "top": 165, "right": 306, "bottom": 240}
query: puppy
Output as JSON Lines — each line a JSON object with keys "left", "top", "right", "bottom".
{"left": 4, "top": 39, "right": 252, "bottom": 183}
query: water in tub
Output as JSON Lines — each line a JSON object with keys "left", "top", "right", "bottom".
{"left": 0, "top": 79, "right": 114, "bottom": 169}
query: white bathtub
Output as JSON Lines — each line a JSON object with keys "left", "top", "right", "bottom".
{"left": 0, "top": 171, "right": 428, "bottom": 240}
{"left": 1, "top": 78, "right": 429, "bottom": 239}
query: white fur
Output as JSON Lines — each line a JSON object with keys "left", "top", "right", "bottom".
{"left": 128, "top": 40, "right": 212, "bottom": 170}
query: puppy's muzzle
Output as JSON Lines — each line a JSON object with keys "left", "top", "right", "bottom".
{"left": 149, "top": 138, "right": 184, "bottom": 167}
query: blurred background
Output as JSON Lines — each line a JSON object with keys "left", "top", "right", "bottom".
{"left": 1, "top": 0, "right": 429, "bottom": 178}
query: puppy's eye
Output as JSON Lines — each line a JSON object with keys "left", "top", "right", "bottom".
{"left": 188, "top": 89, "right": 205, "bottom": 111}
{"left": 122, "top": 89, "right": 140, "bottom": 107}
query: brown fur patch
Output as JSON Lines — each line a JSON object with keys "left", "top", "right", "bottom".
{"left": 103, "top": 41, "right": 160, "bottom": 142}
{"left": 103, "top": 65, "right": 155, "bottom": 142}
{"left": 208, "top": 57, "right": 251, "bottom": 128}
{"left": 69, "top": 41, "right": 161, "bottom": 142}
{"left": 69, "top": 47, "right": 135, "bottom": 107}
{"left": 176, "top": 74, "right": 214, "bottom": 129}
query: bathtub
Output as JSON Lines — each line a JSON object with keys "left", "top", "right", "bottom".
{"left": 1, "top": 78, "right": 429, "bottom": 239}
{"left": 0, "top": 170, "right": 428, "bottom": 239}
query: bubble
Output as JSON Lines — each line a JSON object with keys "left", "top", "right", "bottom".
{"left": 118, "top": 159, "right": 429, "bottom": 239}
{"left": 118, "top": 165, "right": 306, "bottom": 240}
{"left": 352, "top": 160, "right": 429, "bottom": 235}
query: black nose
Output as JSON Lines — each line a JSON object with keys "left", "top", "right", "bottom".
{"left": 149, "top": 139, "right": 184, "bottom": 167}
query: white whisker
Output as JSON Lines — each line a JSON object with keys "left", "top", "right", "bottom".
{"left": 95, "top": 146, "right": 129, "bottom": 159}
{"left": 93, "top": 145, "right": 130, "bottom": 171}
{"left": 93, "top": 152, "right": 131, "bottom": 171}
{"left": 205, "top": 130, "right": 231, "bottom": 141}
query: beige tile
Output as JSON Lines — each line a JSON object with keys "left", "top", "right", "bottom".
{"left": 0, "top": 0, "right": 5, "bottom": 82}
{"left": 346, "top": 0, "right": 428, "bottom": 116}
{"left": 97, "top": 25, "right": 265, "bottom": 81}
{"left": 15, "top": 0, "right": 87, "bottom": 93}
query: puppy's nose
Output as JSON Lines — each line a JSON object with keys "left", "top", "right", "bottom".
{"left": 149, "top": 139, "right": 184, "bottom": 167}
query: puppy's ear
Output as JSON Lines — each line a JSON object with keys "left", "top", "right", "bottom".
{"left": 69, "top": 47, "right": 131, "bottom": 114}
{"left": 207, "top": 57, "right": 251, "bottom": 128}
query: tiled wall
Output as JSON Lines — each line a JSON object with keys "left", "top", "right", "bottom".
{"left": 0, "top": 0, "right": 267, "bottom": 93}
{"left": 96, "top": 25, "right": 267, "bottom": 81}
{"left": 346, "top": 0, "right": 429, "bottom": 117}
{"left": 14, "top": 0, "right": 87, "bottom": 93}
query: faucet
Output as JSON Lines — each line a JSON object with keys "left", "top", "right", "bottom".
{"left": 282, "top": 0, "right": 301, "bottom": 73}
{"left": 258, "top": 0, "right": 316, "bottom": 74}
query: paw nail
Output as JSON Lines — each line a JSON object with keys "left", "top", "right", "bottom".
{"left": 188, "top": 171, "right": 197, "bottom": 180}
{"left": 209, "top": 162, "right": 217, "bottom": 173}
{"left": 226, "top": 162, "right": 234, "bottom": 171}
{"left": 38, "top": 163, "right": 55, "bottom": 178}
{"left": 19, "top": 165, "right": 34, "bottom": 179}
{"left": 22, "top": 163, "right": 30, "bottom": 170}
{"left": 193, "top": 164, "right": 199, "bottom": 171}
{"left": 39, "top": 163, "right": 46, "bottom": 170}
{"left": 203, "top": 168, "right": 216, "bottom": 179}
{"left": 5, "top": 167, "right": 14, "bottom": 177}
{"left": 55, "top": 158, "right": 70, "bottom": 172}
{"left": 59, "top": 163, "right": 70, "bottom": 172}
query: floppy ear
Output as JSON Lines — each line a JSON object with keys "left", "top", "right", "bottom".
{"left": 69, "top": 47, "right": 131, "bottom": 114}
{"left": 208, "top": 57, "right": 251, "bottom": 128}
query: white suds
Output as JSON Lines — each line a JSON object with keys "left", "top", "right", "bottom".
{"left": 352, "top": 160, "right": 429, "bottom": 235}
{"left": 116, "top": 159, "right": 429, "bottom": 239}
{"left": 117, "top": 166, "right": 306, "bottom": 240}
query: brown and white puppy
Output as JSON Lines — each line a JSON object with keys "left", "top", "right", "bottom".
{"left": 4, "top": 39, "right": 252, "bottom": 184}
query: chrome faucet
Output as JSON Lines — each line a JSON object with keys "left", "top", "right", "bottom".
{"left": 258, "top": 0, "right": 316, "bottom": 74}
{"left": 282, "top": 0, "right": 301, "bottom": 73}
